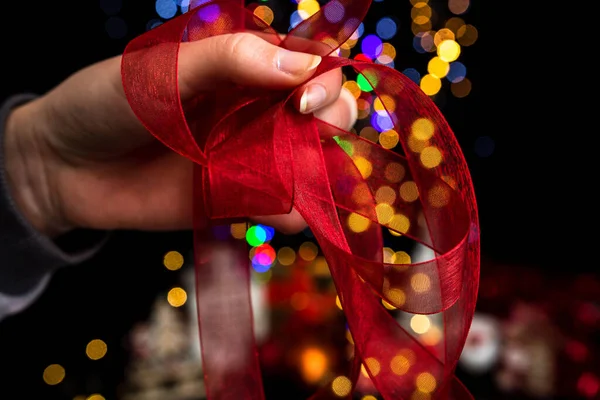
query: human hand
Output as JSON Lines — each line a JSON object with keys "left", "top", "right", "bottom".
{"left": 4, "top": 33, "right": 357, "bottom": 237}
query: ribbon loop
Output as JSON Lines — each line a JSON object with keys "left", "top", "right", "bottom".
{"left": 121, "top": 1, "right": 480, "bottom": 399}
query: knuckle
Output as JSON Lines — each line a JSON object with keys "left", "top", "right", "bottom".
{"left": 223, "top": 32, "right": 259, "bottom": 60}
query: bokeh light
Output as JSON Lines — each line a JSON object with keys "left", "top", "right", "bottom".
{"left": 86, "top": 339, "right": 108, "bottom": 361}
{"left": 163, "top": 250, "right": 184, "bottom": 271}
{"left": 167, "top": 287, "right": 187, "bottom": 307}
{"left": 43, "top": 364, "right": 65, "bottom": 385}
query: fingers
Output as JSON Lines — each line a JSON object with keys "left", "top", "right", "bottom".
{"left": 252, "top": 209, "right": 307, "bottom": 235}
{"left": 313, "top": 87, "right": 358, "bottom": 133}
{"left": 294, "top": 68, "right": 343, "bottom": 114}
{"left": 178, "top": 32, "right": 322, "bottom": 100}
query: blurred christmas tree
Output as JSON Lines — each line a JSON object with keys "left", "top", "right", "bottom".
{"left": 120, "top": 298, "right": 205, "bottom": 400}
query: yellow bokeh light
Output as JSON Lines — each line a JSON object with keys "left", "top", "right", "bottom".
{"left": 411, "top": 3, "right": 432, "bottom": 21}
{"left": 362, "top": 396, "right": 378, "bottom": 400}
{"left": 416, "top": 372, "right": 437, "bottom": 393}
{"left": 86, "top": 339, "right": 107, "bottom": 360}
{"left": 339, "top": 45, "right": 351, "bottom": 58}
{"left": 433, "top": 28, "right": 455, "bottom": 46}
{"left": 390, "top": 355, "right": 410, "bottom": 375}
{"left": 167, "top": 287, "right": 187, "bottom": 307}
{"left": 383, "top": 247, "right": 395, "bottom": 263}
{"left": 299, "top": 241, "right": 318, "bottom": 261}
{"left": 335, "top": 295, "right": 343, "bottom": 310}
{"left": 331, "top": 375, "right": 352, "bottom": 397}
{"left": 412, "top": 20, "right": 432, "bottom": 35}
{"left": 427, "top": 57, "right": 450, "bottom": 79}
{"left": 365, "top": 357, "right": 381, "bottom": 376}
{"left": 378, "top": 42, "right": 397, "bottom": 63}
{"left": 379, "top": 129, "right": 400, "bottom": 149}
{"left": 411, "top": 273, "right": 431, "bottom": 293}
{"left": 385, "top": 288, "right": 406, "bottom": 306}
{"left": 411, "top": 391, "right": 431, "bottom": 400}
{"left": 163, "top": 250, "right": 184, "bottom": 271}
{"left": 375, "top": 185, "right": 397, "bottom": 205}
{"left": 348, "top": 212, "right": 370, "bottom": 233}
{"left": 353, "top": 156, "right": 373, "bottom": 179}
{"left": 420, "top": 74, "right": 441, "bottom": 96}
{"left": 428, "top": 184, "right": 450, "bottom": 207}
{"left": 448, "top": 0, "right": 470, "bottom": 15}
{"left": 253, "top": 5, "right": 274, "bottom": 25}
{"left": 360, "top": 126, "right": 379, "bottom": 142}
{"left": 442, "top": 175, "right": 457, "bottom": 189}
{"left": 438, "top": 40, "right": 461, "bottom": 62}
{"left": 408, "top": 135, "right": 429, "bottom": 153}
{"left": 277, "top": 247, "right": 296, "bottom": 266}
{"left": 388, "top": 214, "right": 410, "bottom": 234}
{"left": 399, "top": 181, "right": 419, "bottom": 202}
{"left": 301, "top": 347, "right": 328, "bottom": 384}
{"left": 87, "top": 394, "right": 106, "bottom": 400}
{"left": 411, "top": 118, "right": 435, "bottom": 140}
{"left": 357, "top": 98, "right": 371, "bottom": 119}
{"left": 451, "top": 78, "right": 471, "bottom": 98}
{"left": 354, "top": 139, "right": 373, "bottom": 158}
{"left": 384, "top": 162, "right": 405, "bottom": 183}
{"left": 374, "top": 94, "right": 396, "bottom": 114}
{"left": 457, "top": 24, "right": 478, "bottom": 46}
{"left": 392, "top": 251, "right": 411, "bottom": 264}
{"left": 420, "top": 146, "right": 443, "bottom": 168}
{"left": 352, "top": 182, "right": 371, "bottom": 205}
{"left": 43, "top": 364, "right": 65, "bottom": 385}
{"left": 230, "top": 222, "right": 247, "bottom": 239}
{"left": 298, "top": 0, "right": 320, "bottom": 19}
{"left": 410, "top": 314, "right": 431, "bottom": 334}
{"left": 421, "top": 325, "right": 443, "bottom": 346}
{"left": 445, "top": 17, "right": 465, "bottom": 33}
{"left": 376, "top": 203, "right": 395, "bottom": 224}
{"left": 343, "top": 80, "right": 361, "bottom": 99}
{"left": 382, "top": 299, "right": 397, "bottom": 310}
{"left": 312, "top": 256, "right": 330, "bottom": 276}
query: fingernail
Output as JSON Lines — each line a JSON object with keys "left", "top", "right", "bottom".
{"left": 276, "top": 49, "right": 322, "bottom": 75}
{"left": 299, "top": 83, "right": 327, "bottom": 113}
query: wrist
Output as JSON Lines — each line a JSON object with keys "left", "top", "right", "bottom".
{"left": 4, "top": 98, "right": 72, "bottom": 238}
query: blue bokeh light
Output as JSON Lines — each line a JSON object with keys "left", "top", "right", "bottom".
{"left": 156, "top": 0, "right": 177, "bottom": 19}
{"left": 361, "top": 34, "right": 383, "bottom": 59}
{"left": 402, "top": 68, "right": 421, "bottom": 85}
{"left": 447, "top": 62, "right": 467, "bottom": 83}
{"left": 257, "top": 224, "right": 275, "bottom": 241}
{"left": 290, "top": 10, "right": 303, "bottom": 29}
{"left": 376, "top": 17, "right": 397, "bottom": 39}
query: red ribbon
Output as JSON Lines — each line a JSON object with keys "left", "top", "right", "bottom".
{"left": 121, "top": 0, "right": 480, "bottom": 398}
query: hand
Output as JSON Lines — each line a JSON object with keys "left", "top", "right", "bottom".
{"left": 4, "top": 33, "right": 358, "bottom": 237}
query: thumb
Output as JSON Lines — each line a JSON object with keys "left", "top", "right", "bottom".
{"left": 177, "top": 32, "right": 322, "bottom": 100}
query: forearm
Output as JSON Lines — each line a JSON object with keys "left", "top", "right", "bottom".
{"left": 4, "top": 96, "right": 69, "bottom": 238}
{"left": 0, "top": 95, "right": 107, "bottom": 309}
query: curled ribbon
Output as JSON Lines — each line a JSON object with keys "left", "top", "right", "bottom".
{"left": 121, "top": 0, "right": 480, "bottom": 398}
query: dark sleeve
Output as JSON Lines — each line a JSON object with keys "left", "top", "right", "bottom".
{"left": 0, "top": 94, "right": 108, "bottom": 298}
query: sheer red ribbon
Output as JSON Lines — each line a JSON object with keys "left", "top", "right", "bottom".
{"left": 121, "top": 0, "right": 479, "bottom": 399}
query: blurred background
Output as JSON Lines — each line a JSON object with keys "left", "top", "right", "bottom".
{"left": 1, "top": 1, "right": 598, "bottom": 400}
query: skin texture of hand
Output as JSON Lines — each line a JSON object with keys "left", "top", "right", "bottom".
{"left": 4, "top": 33, "right": 358, "bottom": 238}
